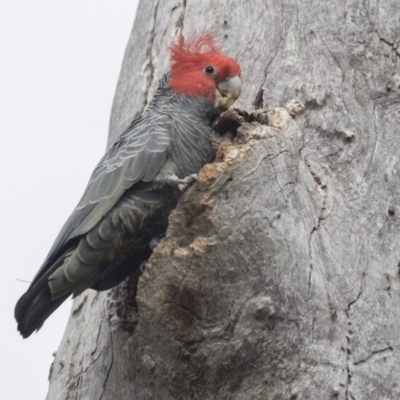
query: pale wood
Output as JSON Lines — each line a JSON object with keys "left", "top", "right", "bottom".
{"left": 47, "top": 1, "right": 400, "bottom": 399}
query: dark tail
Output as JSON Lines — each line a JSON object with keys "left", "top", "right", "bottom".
{"left": 14, "top": 283, "right": 70, "bottom": 338}
{"left": 91, "top": 247, "right": 151, "bottom": 291}
{"left": 15, "top": 245, "right": 152, "bottom": 338}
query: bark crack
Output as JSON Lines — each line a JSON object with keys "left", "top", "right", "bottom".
{"left": 174, "top": 0, "right": 187, "bottom": 37}
{"left": 269, "top": 159, "right": 286, "bottom": 202}
{"left": 303, "top": 158, "right": 328, "bottom": 292}
{"left": 98, "top": 311, "right": 114, "bottom": 400}
{"left": 272, "top": 181, "right": 295, "bottom": 200}
{"left": 344, "top": 271, "right": 366, "bottom": 400}
{"left": 83, "top": 343, "right": 110, "bottom": 374}
{"left": 353, "top": 347, "right": 393, "bottom": 366}
{"left": 378, "top": 35, "right": 400, "bottom": 58}
{"left": 91, "top": 318, "right": 103, "bottom": 356}
{"left": 260, "top": 0, "right": 283, "bottom": 88}
{"left": 140, "top": 1, "right": 159, "bottom": 112}
{"left": 321, "top": 36, "right": 344, "bottom": 78}
{"left": 360, "top": 101, "right": 379, "bottom": 183}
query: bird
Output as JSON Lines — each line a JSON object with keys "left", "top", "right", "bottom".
{"left": 15, "top": 33, "right": 242, "bottom": 338}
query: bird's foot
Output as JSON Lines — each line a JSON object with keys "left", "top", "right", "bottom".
{"left": 166, "top": 174, "right": 199, "bottom": 191}
{"left": 149, "top": 235, "right": 164, "bottom": 251}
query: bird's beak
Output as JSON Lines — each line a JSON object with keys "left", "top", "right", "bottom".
{"left": 214, "top": 75, "right": 242, "bottom": 114}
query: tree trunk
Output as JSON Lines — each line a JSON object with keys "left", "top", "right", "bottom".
{"left": 47, "top": 1, "right": 400, "bottom": 399}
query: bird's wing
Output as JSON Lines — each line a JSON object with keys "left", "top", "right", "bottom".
{"left": 34, "top": 111, "right": 172, "bottom": 281}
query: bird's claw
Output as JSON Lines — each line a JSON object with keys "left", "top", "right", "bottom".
{"left": 149, "top": 235, "right": 164, "bottom": 250}
{"left": 167, "top": 174, "right": 199, "bottom": 192}
{"left": 178, "top": 174, "right": 199, "bottom": 191}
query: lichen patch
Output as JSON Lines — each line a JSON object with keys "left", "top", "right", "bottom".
{"left": 285, "top": 99, "right": 305, "bottom": 116}
{"left": 268, "top": 110, "right": 285, "bottom": 130}
{"left": 156, "top": 239, "right": 175, "bottom": 257}
{"left": 198, "top": 163, "right": 222, "bottom": 183}
{"left": 174, "top": 237, "right": 208, "bottom": 258}
{"left": 215, "top": 141, "right": 238, "bottom": 162}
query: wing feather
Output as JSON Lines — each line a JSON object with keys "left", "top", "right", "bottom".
{"left": 33, "top": 111, "right": 172, "bottom": 282}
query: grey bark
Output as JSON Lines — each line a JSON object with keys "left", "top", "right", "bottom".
{"left": 47, "top": 1, "right": 400, "bottom": 399}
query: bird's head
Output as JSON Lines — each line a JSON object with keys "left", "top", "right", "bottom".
{"left": 168, "top": 34, "right": 242, "bottom": 114}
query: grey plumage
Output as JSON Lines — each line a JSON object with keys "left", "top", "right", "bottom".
{"left": 15, "top": 75, "right": 215, "bottom": 337}
{"left": 15, "top": 36, "right": 242, "bottom": 338}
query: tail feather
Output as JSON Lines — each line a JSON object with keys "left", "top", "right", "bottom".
{"left": 92, "top": 247, "right": 151, "bottom": 291}
{"left": 15, "top": 283, "right": 70, "bottom": 338}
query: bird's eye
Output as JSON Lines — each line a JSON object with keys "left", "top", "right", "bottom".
{"left": 205, "top": 65, "right": 215, "bottom": 75}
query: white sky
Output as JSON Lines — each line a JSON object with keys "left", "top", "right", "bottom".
{"left": 0, "top": 1, "right": 138, "bottom": 398}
